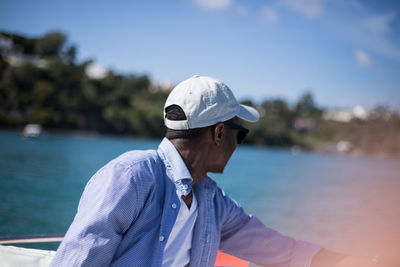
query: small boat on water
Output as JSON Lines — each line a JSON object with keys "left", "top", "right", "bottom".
{"left": 22, "top": 124, "right": 42, "bottom": 138}
{"left": 0, "top": 235, "right": 249, "bottom": 267}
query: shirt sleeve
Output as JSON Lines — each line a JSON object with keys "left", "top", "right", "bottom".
{"left": 51, "top": 162, "right": 143, "bottom": 267}
{"left": 218, "top": 188, "right": 322, "bottom": 267}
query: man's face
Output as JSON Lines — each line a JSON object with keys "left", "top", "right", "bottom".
{"left": 208, "top": 117, "right": 241, "bottom": 173}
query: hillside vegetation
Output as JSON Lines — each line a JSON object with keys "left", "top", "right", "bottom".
{"left": 1, "top": 31, "right": 399, "bottom": 157}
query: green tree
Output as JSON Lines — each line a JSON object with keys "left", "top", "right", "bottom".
{"left": 295, "top": 92, "right": 321, "bottom": 118}
{"left": 35, "top": 31, "right": 67, "bottom": 57}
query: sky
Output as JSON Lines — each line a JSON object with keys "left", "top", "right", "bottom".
{"left": 1, "top": 0, "right": 399, "bottom": 110}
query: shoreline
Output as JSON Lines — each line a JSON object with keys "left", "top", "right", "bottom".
{"left": 1, "top": 127, "right": 399, "bottom": 159}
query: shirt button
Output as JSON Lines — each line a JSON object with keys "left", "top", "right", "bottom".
{"left": 159, "top": 235, "right": 165, "bottom": 242}
{"left": 172, "top": 203, "right": 177, "bottom": 209}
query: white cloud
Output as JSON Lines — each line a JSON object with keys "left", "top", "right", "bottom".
{"left": 261, "top": 7, "right": 279, "bottom": 25}
{"left": 281, "top": 0, "right": 324, "bottom": 18}
{"left": 195, "top": 0, "right": 232, "bottom": 10}
{"left": 354, "top": 49, "right": 372, "bottom": 67}
{"left": 359, "top": 11, "right": 400, "bottom": 62}
{"left": 86, "top": 62, "right": 108, "bottom": 79}
{"left": 329, "top": 2, "right": 400, "bottom": 63}
{"left": 363, "top": 11, "right": 396, "bottom": 37}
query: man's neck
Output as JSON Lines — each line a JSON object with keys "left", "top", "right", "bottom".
{"left": 170, "top": 140, "right": 208, "bottom": 186}
{"left": 181, "top": 191, "right": 193, "bottom": 209}
{"left": 180, "top": 149, "right": 207, "bottom": 185}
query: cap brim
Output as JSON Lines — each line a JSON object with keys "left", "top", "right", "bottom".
{"left": 238, "top": 104, "right": 259, "bottom": 122}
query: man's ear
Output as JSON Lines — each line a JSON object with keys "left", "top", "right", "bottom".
{"left": 213, "top": 123, "right": 224, "bottom": 146}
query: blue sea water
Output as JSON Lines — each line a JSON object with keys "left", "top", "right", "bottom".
{"left": 0, "top": 130, "right": 399, "bottom": 261}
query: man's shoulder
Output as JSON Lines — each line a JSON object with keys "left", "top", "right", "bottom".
{"left": 114, "top": 149, "right": 160, "bottom": 166}
{"left": 100, "top": 149, "right": 164, "bottom": 179}
{"left": 84, "top": 149, "right": 166, "bottom": 196}
{"left": 198, "top": 176, "right": 222, "bottom": 198}
{"left": 202, "top": 175, "right": 217, "bottom": 189}
{"left": 110, "top": 147, "right": 163, "bottom": 166}
{"left": 202, "top": 176, "right": 242, "bottom": 208}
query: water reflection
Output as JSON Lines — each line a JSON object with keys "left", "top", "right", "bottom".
{"left": 1, "top": 131, "right": 399, "bottom": 262}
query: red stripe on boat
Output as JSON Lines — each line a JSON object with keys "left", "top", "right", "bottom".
{"left": 215, "top": 251, "right": 249, "bottom": 267}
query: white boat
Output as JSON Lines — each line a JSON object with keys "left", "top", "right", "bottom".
{"left": 0, "top": 245, "right": 55, "bottom": 267}
{"left": 22, "top": 124, "right": 42, "bottom": 138}
{"left": 0, "top": 235, "right": 61, "bottom": 267}
{"left": 0, "top": 235, "right": 248, "bottom": 266}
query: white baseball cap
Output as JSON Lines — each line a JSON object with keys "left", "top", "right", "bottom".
{"left": 164, "top": 75, "right": 259, "bottom": 130}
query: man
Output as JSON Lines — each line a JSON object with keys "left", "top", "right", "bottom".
{"left": 52, "top": 75, "right": 385, "bottom": 266}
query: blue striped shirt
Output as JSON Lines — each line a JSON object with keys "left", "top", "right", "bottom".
{"left": 51, "top": 138, "right": 321, "bottom": 266}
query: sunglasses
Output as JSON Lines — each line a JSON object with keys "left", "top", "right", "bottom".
{"left": 223, "top": 121, "right": 249, "bottom": 144}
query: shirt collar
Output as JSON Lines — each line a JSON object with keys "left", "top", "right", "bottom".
{"left": 158, "top": 138, "right": 193, "bottom": 195}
